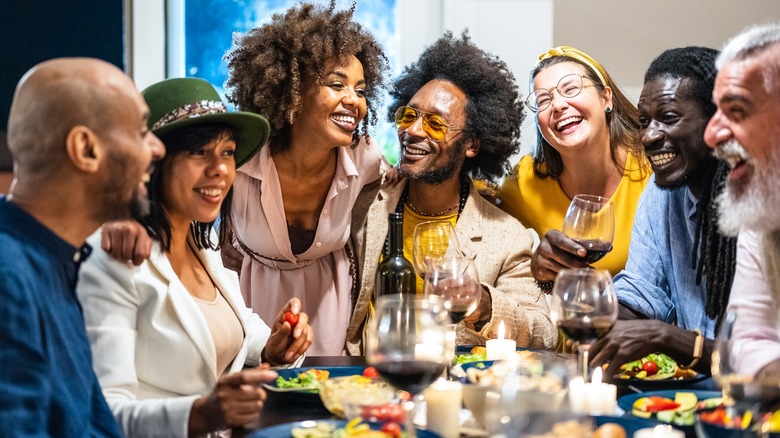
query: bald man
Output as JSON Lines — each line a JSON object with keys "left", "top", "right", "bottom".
{"left": 0, "top": 58, "right": 164, "bottom": 436}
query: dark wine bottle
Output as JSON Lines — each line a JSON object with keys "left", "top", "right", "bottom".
{"left": 375, "top": 212, "right": 416, "bottom": 298}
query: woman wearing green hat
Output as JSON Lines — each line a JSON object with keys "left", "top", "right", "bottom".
{"left": 76, "top": 77, "right": 313, "bottom": 437}
{"left": 101, "top": 1, "right": 391, "bottom": 357}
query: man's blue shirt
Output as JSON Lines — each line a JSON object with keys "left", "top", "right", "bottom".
{"left": 614, "top": 175, "right": 718, "bottom": 338}
{"left": 0, "top": 198, "right": 121, "bottom": 437}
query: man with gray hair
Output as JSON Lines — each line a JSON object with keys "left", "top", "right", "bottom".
{"left": 704, "top": 22, "right": 780, "bottom": 385}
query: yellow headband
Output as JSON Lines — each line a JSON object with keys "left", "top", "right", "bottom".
{"left": 535, "top": 46, "right": 608, "bottom": 87}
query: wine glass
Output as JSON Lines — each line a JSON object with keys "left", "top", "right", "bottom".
{"left": 549, "top": 268, "right": 618, "bottom": 381}
{"left": 366, "top": 295, "right": 449, "bottom": 437}
{"left": 562, "top": 195, "right": 615, "bottom": 263}
{"left": 712, "top": 310, "right": 780, "bottom": 437}
{"left": 412, "top": 221, "right": 461, "bottom": 278}
{"left": 423, "top": 256, "right": 481, "bottom": 324}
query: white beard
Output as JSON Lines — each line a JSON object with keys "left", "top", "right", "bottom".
{"left": 716, "top": 140, "right": 780, "bottom": 236}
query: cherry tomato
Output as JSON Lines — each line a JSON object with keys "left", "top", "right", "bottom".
{"left": 283, "top": 311, "right": 299, "bottom": 328}
{"left": 363, "top": 366, "right": 379, "bottom": 378}
{"left": 642, "top": 360, "right": 659, "bottom": 376}
{"left": 645, "top": 396, "right": 680, "bottom": 413}
{"left": 381, "top": 422, "right": 402, "bottom": 437}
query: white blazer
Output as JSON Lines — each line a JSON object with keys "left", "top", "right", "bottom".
{"left": 77, "top": 231, "right": 270, "bottom": 438}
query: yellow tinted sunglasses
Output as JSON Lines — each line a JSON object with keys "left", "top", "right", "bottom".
{"left": 394, "top": 106, "right": 461, "bottom": 142}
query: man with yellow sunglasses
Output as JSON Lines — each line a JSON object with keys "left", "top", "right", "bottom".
{"left": 346, "top": 32, "right": 556, "bottom": 354}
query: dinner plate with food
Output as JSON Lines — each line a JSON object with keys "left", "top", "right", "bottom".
{"left": 618, "top": 389, "right": 722, "bottom": 428}
{"left": 453, "top": 345, "right": 558, "bottom": 366}
{"left": 247, "top": 418, "right": 442, "bottom": 438}
{"left": 264, "top": 366, "right": 375, "bottom": 401}
{"left": 611, "top": 353, "right": 709, "bottom": 389}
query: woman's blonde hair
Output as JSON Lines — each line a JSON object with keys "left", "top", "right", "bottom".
{"left": 530, "top": 46, "right": 646, "bottom": 179}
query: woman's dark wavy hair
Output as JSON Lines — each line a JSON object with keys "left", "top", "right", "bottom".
{"left": 530, "top": 55, "right": 646, "bottom": 180}
{"left": 387, "top": 31, "right": 524, "bottom": 183}
{"left": 644, "top": 46, "right": 735, "bottom": 330}
{"left": 224, "top": 1, "right": 389, "bottom": 152}
{"left": 143, "top": 123, "right": 236, "bottom": 252}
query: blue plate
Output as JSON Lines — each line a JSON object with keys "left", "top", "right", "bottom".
{"left": 264, "top": 366, "right": 367, "bottom": 402}
{"left": 454, "top": 346, "right": 558, "bottom": 364}
{"left": 618, "top": 390, "right": 722, "bottom": 413}
{"left": 460, "top": 360, "right": 494, "bottom": 372}
{"left": 695, "top": 407, "right": 780, "bottom": 438}
{"left": 613, "top": 372, "right": 711, "bottom": 390}
{"left": 247, "top": 419, "right": 442, "bottom": 438}
{"left": 594, "top": 415, "right": 659, "bottom": 436}
{"left": 619, "top": 389, "right": 721, "bottom": 437}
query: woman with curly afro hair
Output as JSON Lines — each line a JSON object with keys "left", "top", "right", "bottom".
{"left": 497, "top": 46, "right": 652, "bottom": 288}
{"left": 222, "top": 1, "right": 391, "bottom": 355}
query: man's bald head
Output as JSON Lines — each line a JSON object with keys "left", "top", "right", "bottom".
{"left": 7, "top": 58, "right": 139, "bottom": 176}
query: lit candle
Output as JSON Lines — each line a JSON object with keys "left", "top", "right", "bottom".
{"left": 423, "top": 378, "right": 462, "bottom": 438}
{"left": 633, "top": 425, "right": 685, "bottom": 438}
{"left": 568, "top": 368, "right": 617, "bottom": 415}
{"left": 486, "top": 321, "right": 516, "bottom": 361}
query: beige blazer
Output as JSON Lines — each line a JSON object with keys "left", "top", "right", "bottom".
{"left": 346, "top": 180, "right": 557, "bottom": 355}
{"left": 77, "top": 232, "right": 269, "bottom": 438}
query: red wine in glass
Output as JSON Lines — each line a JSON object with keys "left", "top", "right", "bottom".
{"left": 563, "top": 195, "right": 615, "bottom": 265}
{"left": 557, "top": 317, "right": 615, "bottom": 344}
{"left": 374, "top": 360, "right": 447, "bottom": 395}
{"left": 572, "top": 239, "right": 613, "bottom": 263}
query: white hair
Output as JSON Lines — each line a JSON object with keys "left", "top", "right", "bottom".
{"left": 716, "top": 140, "right": 780, "bottom": 236}
{"left": 717, "top": 22, "right": 780, "bottom": 69}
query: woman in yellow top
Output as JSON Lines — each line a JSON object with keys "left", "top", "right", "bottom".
{"left": 498, "top": 46, "right": 651, "bottom": 287}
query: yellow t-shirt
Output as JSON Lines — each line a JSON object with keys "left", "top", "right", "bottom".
{"left": 497, "top": 153, "right": 651, "bottom": 276}
{"left": 401, "top": 205, "right": 458, "bottom": 294}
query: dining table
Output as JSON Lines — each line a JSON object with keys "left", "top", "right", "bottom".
{"left": 233, "top": 354, "right": 708, "bottom": 438}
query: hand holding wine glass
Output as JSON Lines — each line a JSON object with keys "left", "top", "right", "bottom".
{"left": 423, "top": 257, "right": 481, "bottom": 324}
{"left": 530, "top": 195, "right": 614, "bottom": 284}
{"left": 562, "top": 194, "right": 615, "bottom": 264}
{"left": 550, "top": 268, "right": 618, "bottom": 381}
{"left": 366, "top": 295, "right": 449, "bottom": 437}
{"left": 412, "top": 221, "right": 461, "bottom": 278}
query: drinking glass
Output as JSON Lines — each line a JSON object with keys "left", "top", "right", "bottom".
{"left": 366, "top": 295, "right": 450, "bottom": 437}
{"left": 549, "top": 268, "right": 618, "bottom": 381}
{"left": 423, "top": 257, "right": 481, "bottom": 324}
{"left": 712, "top": 310, "right": 780, "bottom": 437}
{"left": 412, "top": 221, "right": 461, "bottom": 278}
{"left": 562, "top": 195, "right": 615, "bottom": 263}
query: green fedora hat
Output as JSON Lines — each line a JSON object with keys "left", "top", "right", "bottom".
{"left": 142, "top": 77, "right": 269, "bottom": 167}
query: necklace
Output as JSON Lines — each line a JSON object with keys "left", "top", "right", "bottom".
{"left": 396, "top": 176, "right": 470, "bottom": 218}
{"left": 406, "top": 198, "right": 458, "bottom": 217}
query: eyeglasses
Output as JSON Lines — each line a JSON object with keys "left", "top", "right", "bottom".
{"left": 394, "top": 106, "right": 461, "bottom": 142}
{"left": 526, "top": 74, "right": 599, "bottom": 113}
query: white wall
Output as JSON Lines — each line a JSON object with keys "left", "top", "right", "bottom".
{"left": 128, "top": 0, "right": 780, "bottom": 156}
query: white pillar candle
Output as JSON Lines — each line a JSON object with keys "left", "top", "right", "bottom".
{"left": 424, "top": 378, "right": 462, "bottom": 438}
{"left": 486, "top": 321, "right": 516, "bottom": 361}
{"left": 633, "top": 425, "right": 685, "bottom": 438}
{"left": 568, "top": 368, "right": 617, "bottom": 415}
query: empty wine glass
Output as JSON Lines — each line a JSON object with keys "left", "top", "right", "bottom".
{"left": 712, "top": 310, "right": 780, "bottom": 437}
{"left": 412, "top": 221, "right": 461, "bottom": 278}
{"left": 550, "top": 268, "right": 618, "bottom": 381}
{"left": 366, "top": 295, "right": 449, "bottom": 437}
{"left": 562, "top": 195, "right": 615, "bottom": 263}
{"left": 424, "top": 257, "right": 481, "bottom": 324}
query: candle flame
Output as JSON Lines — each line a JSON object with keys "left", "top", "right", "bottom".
{"left": 497, "top": 320, "right": 505, "bottom": 340}
{"left": 592, "top": 366, "right": 602, "bottom": 385}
